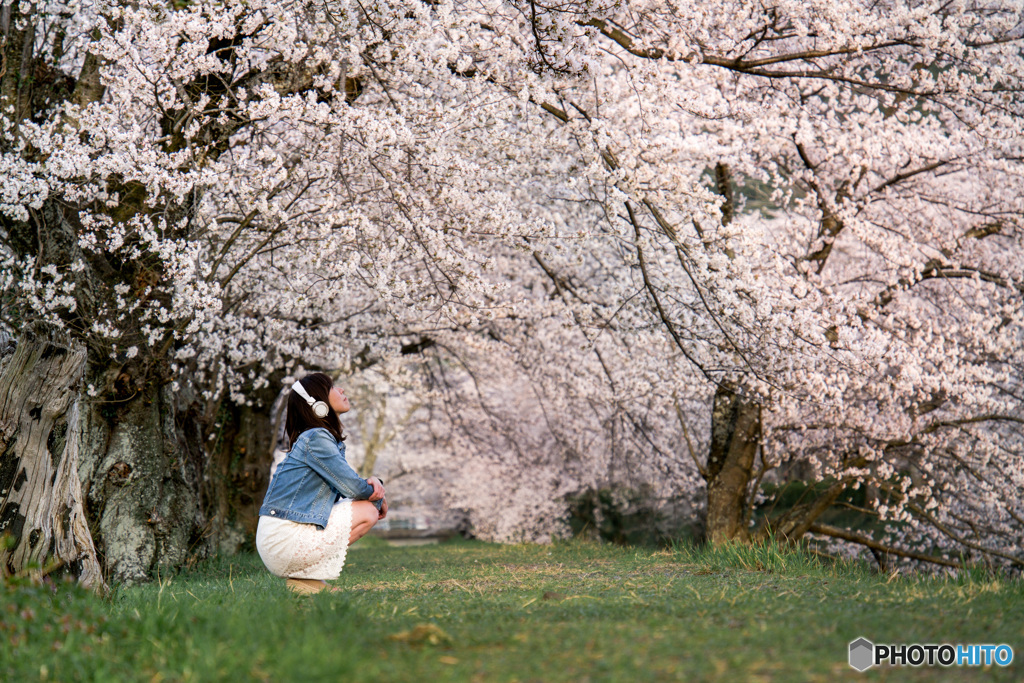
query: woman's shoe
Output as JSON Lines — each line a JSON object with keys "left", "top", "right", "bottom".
{"left": 286, "top": 578, "right": 328, "bottom": 594}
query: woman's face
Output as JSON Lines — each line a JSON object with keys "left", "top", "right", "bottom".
{"left": 328, "top": 385, "right": 350, "bottom": 414}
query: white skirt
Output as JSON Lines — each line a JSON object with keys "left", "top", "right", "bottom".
{"left": 256, "top": 499, "right": 354, "bottom": 580}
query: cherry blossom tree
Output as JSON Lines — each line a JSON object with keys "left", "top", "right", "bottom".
{"left": 389, "top": 0, "right": 1024, "bottom": 567}
{"left": 580, "top": 0, "right": 1024, "bottom": 568}
{"left": 1, "top": 0, "right": 1021, "bottom": 583}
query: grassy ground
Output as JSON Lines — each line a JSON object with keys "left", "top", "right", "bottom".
{"left": 2, "top": 538, "right": 1021, "bottom": 682}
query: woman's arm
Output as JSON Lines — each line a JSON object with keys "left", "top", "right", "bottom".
{"left": 303, "top": 429, "right": 376, "bottom": 500}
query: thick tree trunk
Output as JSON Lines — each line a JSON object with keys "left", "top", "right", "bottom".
{"left": 204, "top": 390, "right": 277, "bottom": 554}
{"left": 2, "top": 4, "right": 297, "bottom": 582}
{"left": 0, "top": 331, "right": 104, "bottom": 589}
{"left": 704, "top": 382, "right": 761, "bottom": 543}
{"left": 78, "top": 371, "right": 207, "bottom": 585}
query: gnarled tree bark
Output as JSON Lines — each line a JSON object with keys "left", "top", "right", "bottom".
{"left": 0, "top": 330, "right": 104, "bottom": 590}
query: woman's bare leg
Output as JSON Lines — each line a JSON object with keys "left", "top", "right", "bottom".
{"left": 349, "top": 500, "right": 379, "bottom": 545}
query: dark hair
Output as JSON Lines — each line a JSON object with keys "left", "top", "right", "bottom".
{"left": 285, "top": 372, "right": 345, "bottom": 448}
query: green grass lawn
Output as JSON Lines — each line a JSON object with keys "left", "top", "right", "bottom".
{"left": 2, "top": 538, "right": 1021, "bottom": 682}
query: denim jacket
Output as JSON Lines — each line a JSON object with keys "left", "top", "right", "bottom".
{"left": 259, "top": 428, "right": 379, "bottom": 528}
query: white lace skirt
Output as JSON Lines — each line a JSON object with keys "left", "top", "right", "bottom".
{"left": 255, "top": 499, "right": 353, "bottom": 580}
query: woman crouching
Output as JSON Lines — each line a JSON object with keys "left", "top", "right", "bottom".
{"left": 256, "top": 372, "right": 387, "bottom": 594}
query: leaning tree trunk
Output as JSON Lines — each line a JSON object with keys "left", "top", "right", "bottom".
{"left": 699, "top": 164, "right": 764, "bottom": 543}
{"left": 0, "top": 330, "right": 104, "bottom": 590}
{"left": 77, "top": 368, "right": 207, "bottom": 586}
{"left": 703, "top": 382, "right": 762, "bottom": 543}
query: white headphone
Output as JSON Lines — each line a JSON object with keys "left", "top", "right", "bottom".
{"left": 292, "top": 380, "right": 330, "bottom": 418}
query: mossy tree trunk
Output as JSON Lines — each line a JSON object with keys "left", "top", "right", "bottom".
{"left": 77, "top": 376, "right": 207, "bottom": 585}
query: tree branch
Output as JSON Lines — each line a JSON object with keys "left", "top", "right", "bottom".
{"left": 808, "top": 523, "right": 964, "bottom": 568}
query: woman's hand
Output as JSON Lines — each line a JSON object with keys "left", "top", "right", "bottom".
{"left": 378, "top": 496, "right": 388, "bottom": 520}
{"left": 367, "top": 476, "right": 385, "bottom": 501}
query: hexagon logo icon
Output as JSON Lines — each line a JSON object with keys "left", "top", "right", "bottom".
{"left": 849, "top": 637, "right": 874, "bottom": 671}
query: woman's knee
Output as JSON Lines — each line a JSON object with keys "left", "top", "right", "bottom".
{"left": 352, "top": 501, "right": 378, "bottom": 528}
